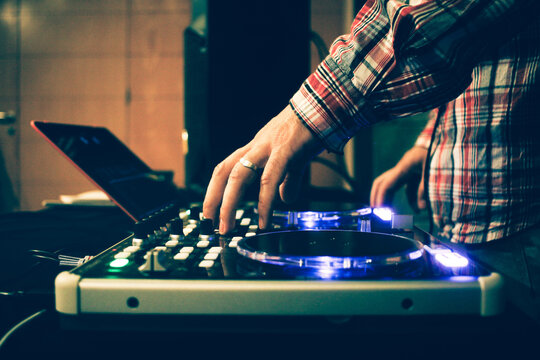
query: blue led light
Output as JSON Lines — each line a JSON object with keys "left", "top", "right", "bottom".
{"left": 409, "top": 249, "right": 424, "bottom": 260}
{"left": 449, "top": 276, "right": 476, "bottom": 282}
{"left": 357, "top": 208, "right": 372, "bottom": 216}
{"left": 424, "top": 245, "right": 469, "bottom": 268}
{"left": 301, "top": 220, "right": 318, "bottom": 229}
{"left": 373, "top": 207, "right": 393, "bottom": 221}
{"left": 299, "top": 212, "right": 320, "bottom": 221}
{"left": 435, "top": 252, "right": 469, "bottom": 268}
{"left": 272, "top": 208, "right": 383, "bottom": 230}
{"left": 313, "top": 267, "right": 340, "bottom": 279}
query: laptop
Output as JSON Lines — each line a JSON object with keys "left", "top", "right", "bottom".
{"left": 31, "top": 120, "right": 505, "bottom": 331}
{"left": 31, "top": 121, "right": 196, "bottom": 222}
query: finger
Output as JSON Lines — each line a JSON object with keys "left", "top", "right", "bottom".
{"left": 417, "top": 155, "right": 427, "bottom": 210}
{"left": 258, "top": 152, "right": 288, "bottom": 230}
{"left": 371, "top": 172, "right": 398, "bottom": 208}
{"left": 417, "top": 174, "right": 426, "bottom": 210}
{"left": 203, "top": 162, "right": 230, "bottom": 222}
{"left": 203, "top": 147, "right": 247, "bottom": 223}
{"left": 370, "top": 176, "right": 383, "bottom": 207}
{"left": 375, "top": 181, "right": 391, "bottom": 207}
{"left": 371, "top": 175, "right": 393, "bottom": 208}
{"left": 219, "top": 157, "right": 260, "bottom": 234}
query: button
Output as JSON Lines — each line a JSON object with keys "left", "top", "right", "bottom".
{"left": 165, "top": 239, "right": 179, "bottom": 248}
{"left": 196, "top": 240, "right": 210, "bottom": 248}
{"left": 114, "top": 251, "right": 130, "bottom": 259}
{"left": 132, "top": 238, "right": 143, "bottom": 247}
{"left": 208, "top": 246, "right": 222, "bottom": 253}
{"left": 199, "top": 260, "right": 214, "bottom": 268}
{"left": 179, "top": 246, "right": 194, "bottom": 253}
{"left": 228, "top": 236, "right": 243, "bottom": 248}
{"left": 204, "top": 252, "right": 219, "bottom": 260}
{"left": 248, "top": 224, "right": 258, "bottom": 231}
{"left": 124, "top": 246, "right": 140, "bottom": 253}
{"left": 110, "top": 258, "right": 129, "bottom": 268}
{"left": 435, "top": 252, "right": 469, "bottom": 268}
{"left": 240, "top": 218, "right": 251, "bottom": 226}
{"left": 174, "top": 252, "right": 190, "bottom": 260}
{"left": 245, "top": 232, "right": 256, "bottom": 237}
{"left": 235, "top": 209, "right": 245, "bottom": 220}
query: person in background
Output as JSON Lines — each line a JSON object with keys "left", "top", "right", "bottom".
{"left": 202, "top": 0, "right": 540, "bottom": 246}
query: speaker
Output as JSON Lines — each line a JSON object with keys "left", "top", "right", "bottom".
{"left": 184, "top": 0, "right": 311, "bottom": 195}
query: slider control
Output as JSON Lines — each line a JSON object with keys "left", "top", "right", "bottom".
{"left": 138, "top": 248, "right": 168, "bottom": 272}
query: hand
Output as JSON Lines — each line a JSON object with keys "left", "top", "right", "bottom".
{"left": 370, "top": 146, "right": 428, "bottom": 211}
{"left": 203, "top": 105, "right": 324, "bottom": 234}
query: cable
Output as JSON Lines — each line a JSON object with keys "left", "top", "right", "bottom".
{"left": 0, "top": 309, "right": 48, "bottom": 353}
{"left": 28, "top": 249, "right": 94, "bottom": 267}
{"left": 424, "top": 107, "right": 444, "bottom": 235}
{"left": 307, "top": 32, "right": 359, "bottom": 199}
{"left": 310, "top": 31, "right": 329, "bottom": 61}
{"left": 309, "top": 32, "right": 366, "bottom": 201}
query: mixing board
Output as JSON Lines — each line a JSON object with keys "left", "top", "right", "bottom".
{"left": 55, "top": 204, "right": 504, "bottom": 319}
{"left": 29, "top": 120, "right": 505, "bottom": 324}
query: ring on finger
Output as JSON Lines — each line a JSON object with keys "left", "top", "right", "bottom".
{"left": 239, "top": 157, "right": 263, "bottom": 175}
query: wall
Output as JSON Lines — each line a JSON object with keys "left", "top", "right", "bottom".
{"left": 1, "top": 0, "right": 353, "bottom": 211}
{"left": 0, "top": 0, "right": 19, "bottom": 212}
{"left": 1, "top": 0, "right": 189, "bottom": 211}
{"left": 309, "top": 0, "right": 352, "bottom": 192}
{"left": 1, "top": 0, "right": 422, "bottom": 213}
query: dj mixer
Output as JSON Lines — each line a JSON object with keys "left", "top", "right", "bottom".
{"left": 55, "top": 204, "right": 504, "bottom": 321}
{"left": 29, "top": 120, "right": 505, "bottom": 326}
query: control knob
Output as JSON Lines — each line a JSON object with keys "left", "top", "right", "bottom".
{"left": 132, "top": 220, "right": 150, "bottom": 246}
{"left": 199, "top": 218, "right": 214, "bottom": 237}
{"left": 169, "top": 217, "right": 184, "bottom": 237}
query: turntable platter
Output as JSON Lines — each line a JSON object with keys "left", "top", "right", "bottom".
{"left": 236, "top": 230, "right": 426, "bottom": 279}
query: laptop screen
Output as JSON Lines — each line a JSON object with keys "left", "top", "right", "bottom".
{"left": 31, "top": 121, "right": 180, "bottom": 221}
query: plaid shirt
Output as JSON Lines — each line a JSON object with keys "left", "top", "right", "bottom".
{"left": 290, "top": 0, "right": 540, "bottom": 244}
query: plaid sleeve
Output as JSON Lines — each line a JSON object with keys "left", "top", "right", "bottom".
{"left": 290, "top": 0, "right": 538, "bottom": 153}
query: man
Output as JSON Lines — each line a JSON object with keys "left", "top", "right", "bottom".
{"left": 202, "top": 0, "right": 540, "bottom": 323}
{"left": 203, "top": 0, "right": 539, "bottom": 246}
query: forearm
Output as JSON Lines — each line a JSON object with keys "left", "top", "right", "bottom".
{"left": 291, "top": 0, "right": 539, "bottom": 153}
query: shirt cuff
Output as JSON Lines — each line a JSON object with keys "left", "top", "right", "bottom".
{"left": 289, "top": 56, "right": 383, "bottom": 154}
